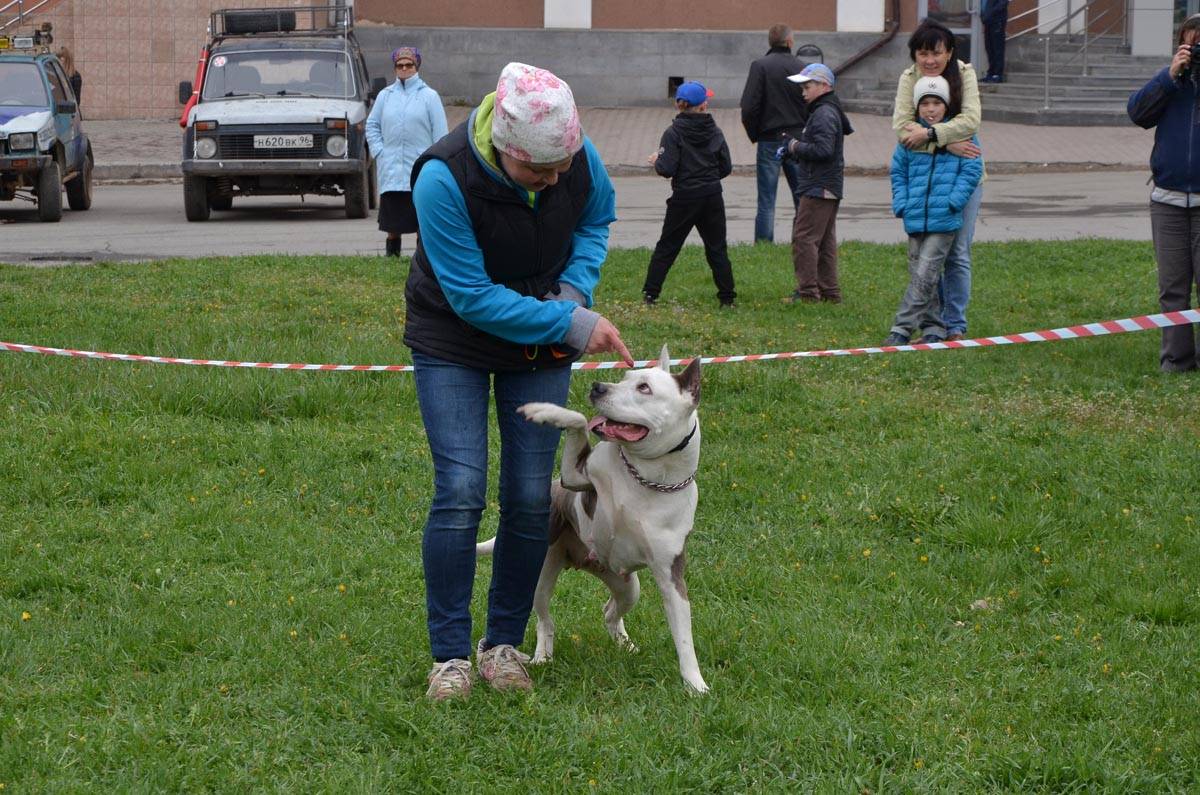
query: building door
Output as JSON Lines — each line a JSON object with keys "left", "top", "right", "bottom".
{"left": 918, "top": 0, "right": 983, "bottom": 71}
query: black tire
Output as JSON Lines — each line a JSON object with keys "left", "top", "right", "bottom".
{"left": 344, "top": 158, "right": 369, "bottom": 219}
{"left": 210, "top": 193, "right": 233, "bottom": 211}
{"left": 36, "top": 160, "right": 63, "bottom": 222}
{"left": 367, "top": 157, "right": 377, "bottom": 210}
{"left": 183, "top": 174, "right": 210, "bottom": 222}
{"left": 66, "top": 148, "right": 93, "bottom": 211}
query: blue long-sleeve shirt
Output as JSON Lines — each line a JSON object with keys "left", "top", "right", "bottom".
{"left": 411, "top": 104, "right": 616, "bottom": 349}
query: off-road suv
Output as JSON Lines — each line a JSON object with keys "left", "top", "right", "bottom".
{"left": 0, "top": 25, "right": 94, "bottom": 222}
{"left": 178, "top": 6, "right": 381, "bottom": 221}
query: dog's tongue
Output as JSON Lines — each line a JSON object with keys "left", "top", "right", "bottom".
{"left": 588, "top": 415, "right": 649, "bottom": 442}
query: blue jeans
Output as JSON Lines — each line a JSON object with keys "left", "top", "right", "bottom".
{"left": 755, "top": 138, "right": 802, "bottom": 244}
{"left": 412, "top": 352, "right": 572, "bottom": 661}
{"left": 939, "top": 182, "right": 984, "bottom": 335}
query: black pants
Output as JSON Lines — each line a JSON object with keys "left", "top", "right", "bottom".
{"left": 643, "top": 192, "right": 736, "bottom": 303}
{"left": 984, "top": 9, "right": 1008, "bottom": 78}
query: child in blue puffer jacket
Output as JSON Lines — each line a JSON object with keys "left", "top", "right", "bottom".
{"left": 884, "top": 75, "right": 984, "bottom": 345}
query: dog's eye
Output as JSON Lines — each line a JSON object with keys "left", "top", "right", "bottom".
{"left": 637, "top": 382, "right": 652, "bottom": 394}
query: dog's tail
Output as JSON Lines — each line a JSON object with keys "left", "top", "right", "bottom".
{"left": 476, "top": 537, "right": 496, "bottom": 557}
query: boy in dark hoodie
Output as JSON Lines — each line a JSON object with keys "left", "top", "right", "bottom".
{"left": 642, "top": 81, "right": 736, "bottom": 308}
{"left": 781, "top": 63, "right": 854, "bottom": 304}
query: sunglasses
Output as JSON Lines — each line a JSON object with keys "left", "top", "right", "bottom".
{"left": 394, "top": 61, "right": 416, "bottom": 69}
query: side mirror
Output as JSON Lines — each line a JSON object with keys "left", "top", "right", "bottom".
{"left": 179, "top": 81, "right": 193, "bottom": 105}
{"left": 370, "top": 76, "right": 386, "bottom": 100}
{"left": 55, "top": 101, "right": 77, "bottom": 114}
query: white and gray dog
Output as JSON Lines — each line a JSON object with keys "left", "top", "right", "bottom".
{"left": 478, "top": 345, "right": 707, "bottom": 692}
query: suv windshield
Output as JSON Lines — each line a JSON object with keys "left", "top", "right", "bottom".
{"left": 0, "top": 62, "right": 49, "bottom": 106}
{"left": 201, "top": 49, "right": 356, "bottom": 100}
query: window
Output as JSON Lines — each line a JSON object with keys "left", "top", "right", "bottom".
{"left": 44, "top": 63, "right": 68, "bottom": 104}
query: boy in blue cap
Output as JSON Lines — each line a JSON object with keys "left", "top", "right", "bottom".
{"left": 642, "top": 80, "right": 736, "bottom": 308}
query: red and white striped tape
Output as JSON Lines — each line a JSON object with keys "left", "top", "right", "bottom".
{"left": 2, "top": 309, "right": 1198, "bottom": 372}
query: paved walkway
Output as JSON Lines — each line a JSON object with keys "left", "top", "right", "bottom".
{"left": 89, "top": 107, "right": 1154, "bottom": 178}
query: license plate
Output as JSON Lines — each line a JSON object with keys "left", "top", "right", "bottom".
{"left": 253, "top": 134, "right": 312, "bottom": 149}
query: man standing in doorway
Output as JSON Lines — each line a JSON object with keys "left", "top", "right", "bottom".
{"left": 740, "top": 23, "right": 809, "bottom": 244}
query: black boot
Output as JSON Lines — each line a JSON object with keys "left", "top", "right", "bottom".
{"left": 385, "top": 237, "right": 401, "bottom": 257}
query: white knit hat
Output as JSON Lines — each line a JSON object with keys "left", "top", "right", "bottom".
{"left": 913, "top": 75, "right": 951, "bottom": 106}
{"left": 492, "top": 62, "right": 583, "bottom": 164}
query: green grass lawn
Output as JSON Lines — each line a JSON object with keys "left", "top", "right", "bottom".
{"left": 2, "top": 241, "right": 1198, "bottom": 791}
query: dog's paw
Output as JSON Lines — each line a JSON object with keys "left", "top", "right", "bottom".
{"left": 530, "top": 651, "right": 552, "bottom": 665}
{"left": 518, "top": 402, "right": 588, "bottom": 430}
{"left": 684, "top": 677, "right": 710, "bottom": 695}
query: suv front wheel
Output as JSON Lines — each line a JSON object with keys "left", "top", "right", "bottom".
{"left": 344, "top": 158, "right": 369, "bottom": 219}
{"left": 36, "top": 160, "right": 63, "bottom": 222}
{"left": 184, "top": 174, "right": 211, "bottom": 222}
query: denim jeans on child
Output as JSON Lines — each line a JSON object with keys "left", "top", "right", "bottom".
{"left": 939, "top": 182, "right": 984, "bottom": 336}
{"left": 755, "top": 138, "right": 802, "bottom": 243}
{"left": 891, "top": 232, "right": 955, "bottom": 339}
{"left": 412, "top": 351, "right": 572, "bottom": 661}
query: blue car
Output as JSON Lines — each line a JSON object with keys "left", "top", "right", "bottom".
{"left": 0, "top": 40, "right": 93, "bottom": 222}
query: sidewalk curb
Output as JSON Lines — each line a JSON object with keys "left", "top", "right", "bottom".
{"left": 97, "top": 161, "right": 1147, "bottom": 183}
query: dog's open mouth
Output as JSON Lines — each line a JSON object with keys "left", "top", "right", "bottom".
{"left": 588, "top": 415, "right": 650, "bottom": 442}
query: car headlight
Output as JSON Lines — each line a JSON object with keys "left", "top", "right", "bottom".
{"left": 195, "top": 137, "right": 218, "bottom": 159}
{"left": 325, "top": 134, "right": 347, "bottom": 157}
{"left": 7, "top": 133, "right": 35, "bottom": 151}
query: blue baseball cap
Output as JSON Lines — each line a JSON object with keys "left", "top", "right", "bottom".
{"left": 787, "top": 63, "right": 835, "bottom": 87}
{"left": 675, "top": 81, "right": 714, "bottom": 106}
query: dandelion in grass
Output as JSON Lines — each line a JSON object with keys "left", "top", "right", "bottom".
{"left": 337, "top": 583, "right": 347, "bottom": 593}
{"left": 1102, "top": 663, "right": 1112, "bottom": 674}
{"left": 21, "top": 611, "right": 31, "bottom": 621}
{"left": 289, "top": 629, "right": 298, "bottom": 639}
{"left": 919, "top": 555, "right": 929, "bottom": 563}
{"left": 287, "top": 595, "right": 295, "bottom": 604}
{"left": 862, "top": 548, "right": 871, "bottom": 558}
{"left": 226, "top": 599, "right": 236, "bottom": 607}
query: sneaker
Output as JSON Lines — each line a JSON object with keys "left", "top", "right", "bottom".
{"left": 821, "top": 295, "right": 843, "bottom": 304}
{"left": 719, "top": 299, "right": 736, "bottom": 309}
{"left": 882, "top": 332, "right": 910, "bottom": 346}
{"left": 476, "top": 639, "right": 533, "bottom": 692}
{"left": 642, "top": 292, "right": 658, "bottom": 306}
{"left": 425, "top": 658, "right": 473, "bottom": 701}
{"left": 946, "top": 332, "right": 966, "bottom": 342}
{"left": 782, "top": 291, "right": 818, "bottom": 305}
{"left": 919, "top": 334, "right": 945, "bottom": 344}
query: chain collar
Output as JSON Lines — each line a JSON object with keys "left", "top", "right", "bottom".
{"left": 618, "top": 447, "right": 696, "bottom": 493}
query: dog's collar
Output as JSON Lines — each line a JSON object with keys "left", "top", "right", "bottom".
{"left": 667, "top": 422, "right": 698, "bottom": 454}
{"left": 619, "top": 447, "right": 696, "bottom": 493}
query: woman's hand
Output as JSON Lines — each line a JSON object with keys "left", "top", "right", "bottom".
{"left": 900, "top": 122, "right": 929, "bottom": 149}
{"left": 1171, "top": 44, "right": 1193, "bottom": 81}
{"left": 585, "top": 316, "right": 634, "bottom": 366}
{"left": 946, "top": 140, "right": 981, "bottom": 159}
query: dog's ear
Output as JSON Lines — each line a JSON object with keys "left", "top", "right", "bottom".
{"left": 674, "top": 356, "right": 701, "bottom": 405}
{"left": 658, "top": 343, "right": 671, "bottom": 372}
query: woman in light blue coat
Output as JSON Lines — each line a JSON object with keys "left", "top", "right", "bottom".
{"left": 365, "top": 46, "right": 448, "bottom": 257}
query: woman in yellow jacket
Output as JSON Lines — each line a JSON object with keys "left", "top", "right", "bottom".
{"left": 891, "top": 20, "right": 984, "bottom": 342}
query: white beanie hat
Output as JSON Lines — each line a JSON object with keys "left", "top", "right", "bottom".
{"left": 913, "top": 75, "right": 951, "bottom": 106}
{"left": 492, "top": 62, "right": 583, "bottom": 164}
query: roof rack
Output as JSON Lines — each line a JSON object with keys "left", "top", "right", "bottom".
{"left": 209, "top": 5, "right": 352, "bottom": 40}
{"left": 0, "top": 20, "right": 52, "bottom": 53}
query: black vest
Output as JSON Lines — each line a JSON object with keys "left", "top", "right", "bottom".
{"left": 404, "top": 121, "right": 593, "bottom": 370}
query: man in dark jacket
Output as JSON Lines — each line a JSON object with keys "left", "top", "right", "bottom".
{"left": 781, "top": 63, "right": 854, "bottom": 304}
{"left": 740, "top": 23, "right": 808, "bottom": 244}
{"left": 642, "top": 81, "right": 735, "bottom": 307}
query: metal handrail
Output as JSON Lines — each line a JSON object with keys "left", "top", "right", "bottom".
{"left": 1, "top": 0, "right": 55, "bottom": 32}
